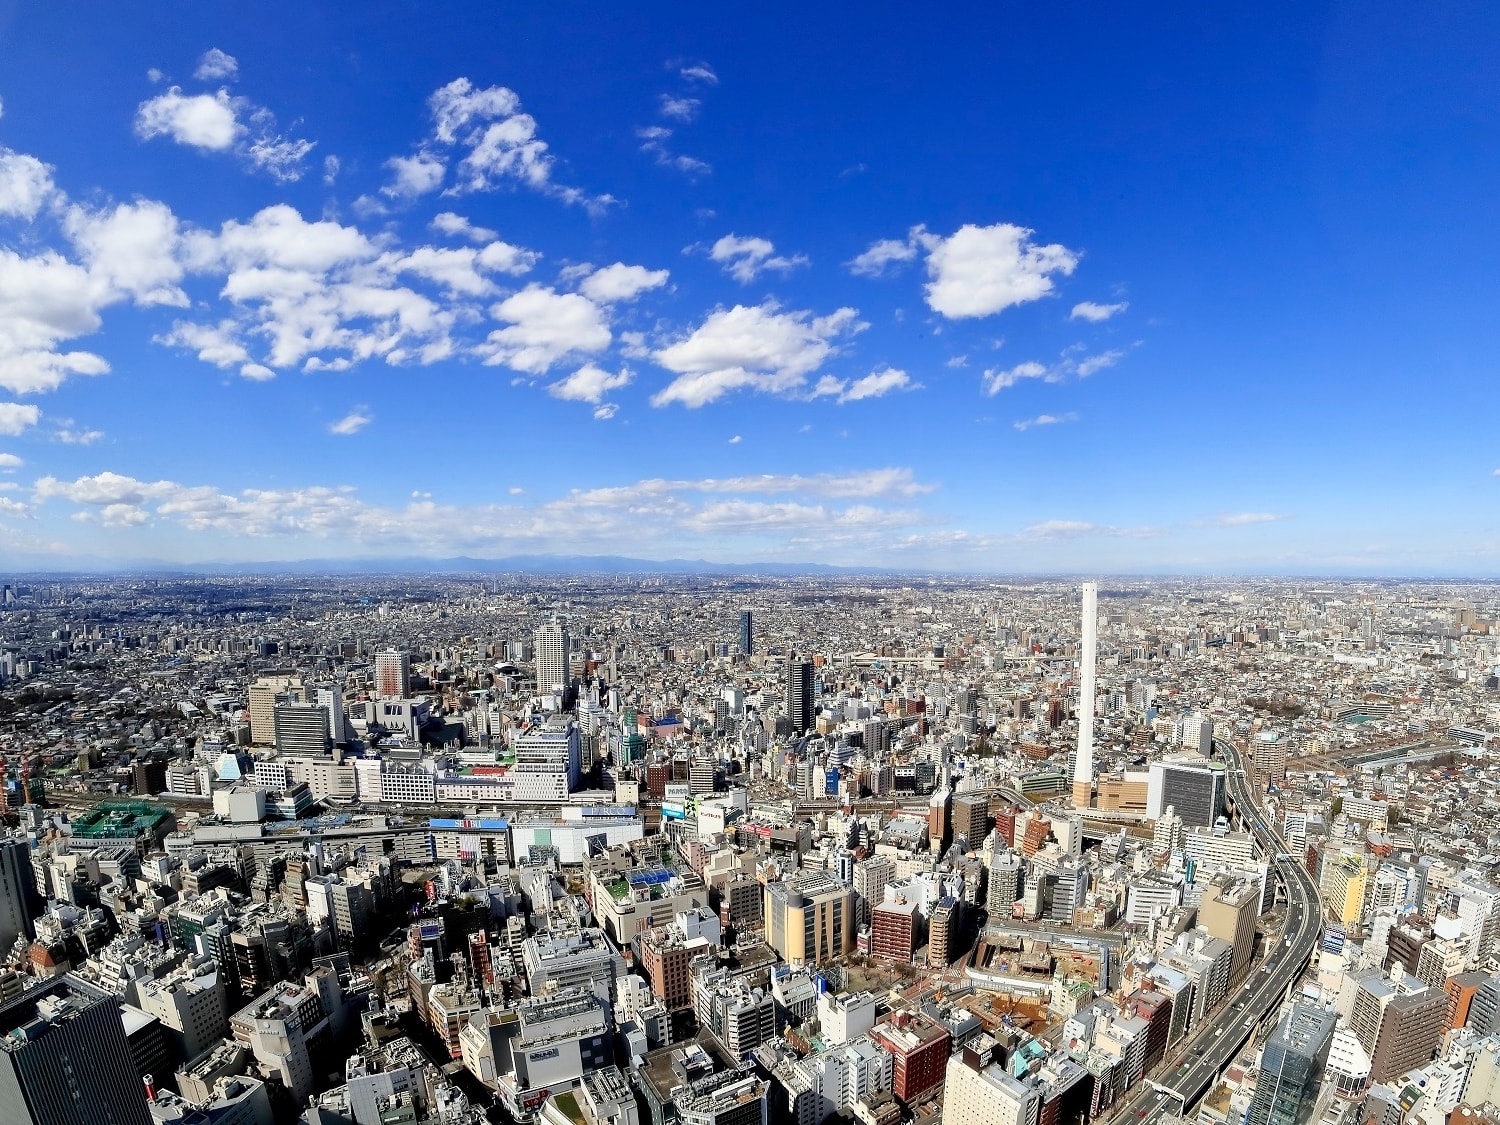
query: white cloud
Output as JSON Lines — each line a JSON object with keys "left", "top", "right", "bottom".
{"left": 812, "top": 366, "right": 920, "bottom": 404}
{"left": 660, "top": 95, "right": 700, "bottom": 122}
{"left": 0, "top": 453, "right": 22, "bottom": 470}
{"left": 847, "top": 227, "right": 926, "bottom": 278}
{"left": 547, "top": 363, "right": 632, "bottom": 404}
{"left": 638, "top": 126, "right": 711, "bottom": 177}
{"left": 1013, "top": 412, "right": 1078, "bottom": 431}
{"left": 135, "top": 85, "right": 314, "bottom": 181}
{"left": 430, "top": 212, "right": 497, "bottom": 243}
{"left": 709, "top": 234, "right": 808, "bottom": 283}
{"left": 481, "top": 285, "right": 611, "bottom": 374}
{"left": 923, "top": 223, "right": 1079, "bottom": 318}
{"left": 422, "top": 78, "right": 610, "bottom": 211}
{"left": 579, "top": 262, "right": 669, "bottom": 303}
{"left": 194, "top": 48, "right": 240, "bottom": 82}
{"left": 0, "top": 403, "right": 40, "bottom": 435}
{"left": 0, "top": 148, "right": 58, "bottom": 220}
{"left": 1023, "top": 518, "right": 1158, "bottom": 540}
{"left": 981, "top": 346, "right": 1126, "bottom": 395}
{"left": 329, "top": 407, "right": 372, "bottom": 435}
{"left": 1214, "top": 512, "right": 1287, "bottom": 527}
{"left": 727, "top": 434, "right": 741, "bottom": 444}
{"left": 652, "top": 302, "right": 863, "bottom": 408}
{"left": 30, "top": 466, "right": 935, "bottom": 551}
{"left": 323, "top": 155, "right": 340, "bottom": 184}
{"left": 1071, "top": 300, "right": 1127, "bottom": 322}
{"left": 135, "top": 88, "right": 242, "bottom": 150}
{"left": 383, "top": 151, "right": 447, "bottom": 198}
{"left": 53, "top": 425, "right": 103, "bottom": 445}
{"left": 0, "top": 248, "right": 113, "bottom": 395}
{"left": 680, "top": 64, "right": 718, "bottom": 84}
{"left": 592, "top": 403, "right": 618, "bottom": 421}
{"left": 64, "top": 199, "right": 186, "bottom": 307}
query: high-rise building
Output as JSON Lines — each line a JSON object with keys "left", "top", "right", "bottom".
{"left": 1145, "top": 753, "right": 1226, "bottom": 827}
{"left": 765, "top": 872, "right": 853, "bottom": 966}
{"left": 1349, "top": 971, "right": 1447, "bottom": 1083}
{"left": 316, "top": 684, "right": 346, "bottom": 745}
{"left": 534, "top": 618, "right": 570, "bottom": 695}
{"left": 247, "top": 674, "right": 300, "bottom": 745}
{"left": 0, "top": 974, "right": 150, "bottom": 1125}
{"left": 273, "top": 700, "right": 332, "bottom": 757}
{"left": 739, "top": 610, "right": 753, "bottom": 656}
{"left": 786, "top": 658, "right": 814, "bottom": 734}
{"left": 1247, "top": 1004, "right": 1337, "bottom": 1125}
{"left": 1200, "top": 875, "right": 1261, "bottom": 988}
{"left": 374, "top": 649, "right": 411, "bottom": 699}
{"left": 951, "top": 792, "right": 991, "bottom": 848}
{"left": 944, "top": 1046, "right": 1040, "bottom": 1125}
{"left": 869, "top": 1010, "right": 951, "bottom": 1107}
{"left": 0, "top": 835, "right": 36, "bottom": 955}
{"left": 1073, "top": 581, "right": 1097, "bottom": 808}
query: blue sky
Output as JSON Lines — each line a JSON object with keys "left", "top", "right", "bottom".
{"left": 0, "top": 2, "right": 1497, "bottom": 573}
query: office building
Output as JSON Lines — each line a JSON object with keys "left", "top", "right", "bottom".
{"left": 944, "top": 1046, "right": 1040, "bottom": 1125}
{"left": 951, "top": 792, "right": 991, "bottom": 848}
{"left": 1073, "top": 581, "right": 1097, "bottom": 808}
{"left": 374, "top": 649, "right": 411, "bottom": 699}
{"left": 765, "top": 873, "right": 853, "bottom": 966}
{"left": 739, "top": 610, "right": 753, "bottom": 656}
{"left": 869, "top": 1010, "right": 950, "bottom": 1107}
{"left": 247, "top": 674, "right": 300, "bottom": 746}
{"left": 273, "top": 700, "right": 332, "bottom": 757}
{"left": 1145, "top": 753, "right": 1226, "bottom": 827}
{"left": 0, "top": 974, "right": 150, "bottom": 1125}
{"left": 786, "top": 659, "right": 814, "bottom": 734}
{"left": 0, "top": 835, "right": 35, "bottom": 955}
{"left": 1246, "top": 1004, "right": 1336, "bottom": 1125}
{"left": 535, "top": 618, "right": 571, "bottom": 695}
{"left": 1200, "top": 875, "right": 1261, "bottom": 988}
{"left": 1349, "top": 972, "right": 1446, "bottom": 1083}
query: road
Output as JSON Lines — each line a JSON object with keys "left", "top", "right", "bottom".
{"left": 1113, "top": 740, "right": 1321, "bottom": 1122}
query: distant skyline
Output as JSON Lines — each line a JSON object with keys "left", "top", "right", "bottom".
{"left": 1, "top": 3, "right": 1498, "bottom": 574}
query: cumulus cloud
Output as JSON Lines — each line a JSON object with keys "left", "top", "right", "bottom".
{"left": 430, "top": 212, "right": 497, "bottom": 243}
{"left": 547, "top": 363, "right": 632, "bottom": 407}
{"left": 329, "top": 407, "right": 372, "bottom": 435}
{"left": 383, "top": 151, "right": 447, "bottom": 199}
{"left": 135, "top": 84, "right": 314, "bottom": 182}
{"left": 480, "top": 285, "right": 611, "bottom": 373}
{"left": 0, "top": 453, "right": 22, "bottom": 470}
{"left": 194, "top": 48, "right": 239, "bottom": 82}
{"left": 981, "top": 345, "right": 1125, "bottom": 395}
{"left": 579, "top": 262, "right": 669, "bottom": 303}
{"left": 812, "top": 366, "right": 920, "bottom": 404}
{"left": 419, "top": 78, "right": 611, "bottom": 211}
{"left": 0, "top": 149, "right": 58, "bottom": 220}
{"left": 923, "top": 223, "right": 1079, "bottom": 318}
{"left": 1071, "top": 300, "right": 1128, "bottom": 322}
{"left": 30, "top": 466, "right": 936, "bottom": 551}
{"left": 652, "top": 302, "right": 863, "bottom": 408}
{"left": 708, "top": 235, "right": 808, "bottom": 283}
{"left": 136, "top": 88, "right": 242, "bottom": 150}
{"left": 1012, "top": 411, "right": 1078, "bottom": 431}
{"left": 847, "top": 227, "right": 927, "bottom": 278}
{"left": 0, "top": 403, "right": 40, "bottom": 435}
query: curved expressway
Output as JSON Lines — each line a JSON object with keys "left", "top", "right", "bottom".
{"left": 1114, "top": 740, "right": 1321, "bottom": 1122}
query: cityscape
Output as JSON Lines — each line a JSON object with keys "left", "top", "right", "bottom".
{"left": 3, "top": 4, "right": 1500, "bottom": 1125}
{"left": 0, "top": 573, "right": 1496, "bottom": 1125}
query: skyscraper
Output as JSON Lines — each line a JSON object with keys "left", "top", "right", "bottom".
{"left": 374, "top": 649, "right": 410, "bottom": 699}
{"left": 0, "top": 974, "right": 151, "bottom": 1125}
{"left": 1072, "top": 581, "right": 1097, "bottom": 808}
{"left": 739, "top": 609, "right": 753, "bottom": 656}
{"left": 535, "top": 617, "right": 570, "bottom": 695}
{"left": 786, "top": 658, "right": 814, "bottom": 734}
{"left": 1247, "top": 1004, "right": 1336, "bottom": 1125}
{"left": 0, "top": 835, "right": 35, "bottom": 955}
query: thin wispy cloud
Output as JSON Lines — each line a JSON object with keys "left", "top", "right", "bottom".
{"left": 329, "top": 407, "right": 372, "bottom": 435}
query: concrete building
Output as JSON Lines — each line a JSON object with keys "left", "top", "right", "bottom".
{"left": 765, "top": 873, "right": 853, "bottom": 967}
{"left": 869, "top": 1010, "right": 950, "bottom": 1107}
{"left": 944, "top": 1045, "right": 1039, "bottom": 1125}
{"left": 374, "top": 650, "right": 411, "bottom": 699}
{"left": 1199, "top": 875, "right": 1261, "bottom": 988}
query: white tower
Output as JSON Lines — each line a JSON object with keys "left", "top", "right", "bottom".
{"left": 1073, "top": 581, "right": 1097, "bottom": 808}
{"left": 534, "top": 617, "right": 570, "bottom": 695}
